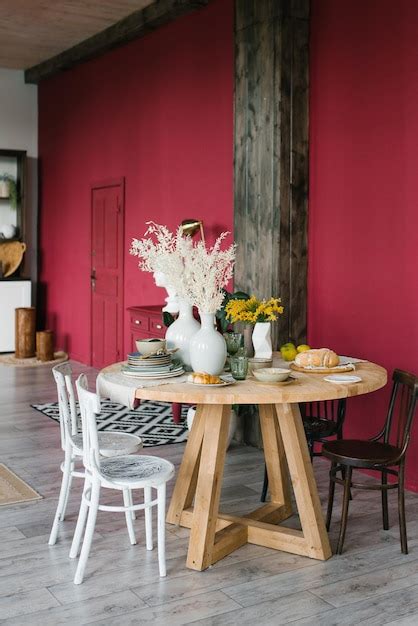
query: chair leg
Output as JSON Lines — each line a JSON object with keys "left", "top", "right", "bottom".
{"left": 48, "top": 452, "right": 73, "bottom": 546}
{"left": 341, "top": 465, "right": 352, "bottom": 501}
{"left": 74, "top": 480, "right": 100, "bottom": 585}
{"left": 307, "top": 438, "right": 314, "bottom": 462}
{"left": 123, "top": 488, "right": 137, "bottom": 546}
{"left": 382, "top": 470, "right": 389, "bottom": 530}
{"left": 69, "top": 477, "right": 90, "bottom": 559}
{"left": 60, "top": 459, "right": 75, "bottom": 521}
{"left": 261, "top": 464, "right": 268, "bottom": 502}
{"left": 398, "top": 464, "right": 408, "bottom": 554}
{"left": 326, "top": 462, "right": 336, "bottom": 531}
{"left": 336, "top": 466, "right": 352, "bottom": 555}
{"left": 172, "top": 403, "right": 182, "bottom": 424}
{"left": 127, "top": 488, "right": 136, "bottom": 520}
{"left": 157, "top": 484, "right": 167, "bottom": 577}
{"left": 144, "top": 486, "right": 153, "bottom": 551}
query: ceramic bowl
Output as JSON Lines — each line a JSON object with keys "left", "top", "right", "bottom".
{"left": 248, "top": 357, "right": 273, "bottom": 374}
{"left": 135, "top": 338, "right": 166, "bottom": 355}
{"left": 253, "top": 367, "right": 291, "bottom": 383}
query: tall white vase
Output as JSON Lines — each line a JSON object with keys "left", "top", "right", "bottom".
{"left": 165, "top": 300, "right": 200, "bottom": 369}
{"left": 252, "top": 322, "right": 273, "bottom": 359}
{"left": 189, "top": 312, "right": 227, "bottom": 375}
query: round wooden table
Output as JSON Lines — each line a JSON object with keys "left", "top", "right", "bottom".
{"left": 123, "top": 360, "right": 387, "bottom": 570}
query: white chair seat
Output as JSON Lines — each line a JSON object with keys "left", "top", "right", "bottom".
{"left": 72, "top": 432, "right": 142, "bottom": 457}
{"left": 100, "top": 455, "right": 175, "bottom": 487}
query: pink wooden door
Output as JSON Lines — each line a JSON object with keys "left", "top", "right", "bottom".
{"left": 90, "top": 180, "right": 124, "bottom": 369}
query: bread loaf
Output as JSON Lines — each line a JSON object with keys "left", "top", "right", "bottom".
{"left": 294, "top": 348, "right": 339, "bottom": 368}
{"left": 188, "top": 372, "right": 223, "bottom": 385}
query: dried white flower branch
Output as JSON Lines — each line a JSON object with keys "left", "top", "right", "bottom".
{"left": 130, "top": 222, "right": 235, "bottom": 313}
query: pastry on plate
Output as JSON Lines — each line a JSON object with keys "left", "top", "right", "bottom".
{"left": 188, "top": 372, "right": 223, "bottom": 385}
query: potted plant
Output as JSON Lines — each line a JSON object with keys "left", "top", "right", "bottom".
{"left": 0, "top": 174, "right": 18, "bottom": 209}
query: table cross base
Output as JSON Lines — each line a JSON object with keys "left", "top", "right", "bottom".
{"left": 166, "top": 402, "right": 332, "bottom": 570}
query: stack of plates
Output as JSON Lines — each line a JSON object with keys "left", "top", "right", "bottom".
{"left": 121, "top": 351, "right": 184, "bottom": 380}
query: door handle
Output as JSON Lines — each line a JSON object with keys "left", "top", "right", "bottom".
{"left": 91, "top": 268, "right": 96, "bottom": 291}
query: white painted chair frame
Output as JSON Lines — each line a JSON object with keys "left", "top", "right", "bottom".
{"left": 48, "top": 363, "right": 142, "bottom": 547}
{"left": 72, "top": 374, "right": 175, "bottom": 584}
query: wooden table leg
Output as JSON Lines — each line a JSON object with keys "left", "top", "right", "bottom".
{"left": 166, "top": 404, "right": 205, "bottom": 525}
{"left": 186, "top": 404, "right": 231, "bottom": 571}
{"left": 259, "top": 404, "right": 292, "bottom": 519}
{"left": 275, "top": 403, "right": 332, "bottom": 560}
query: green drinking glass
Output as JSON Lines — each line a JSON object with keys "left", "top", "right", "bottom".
{"left": 230, "top": 355, "right": 249, "bottom": 381}
{"left": 223, "top": 332, "right": 243, "bottom": 356}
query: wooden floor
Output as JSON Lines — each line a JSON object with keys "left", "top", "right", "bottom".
{"left": 1, "top": 361, "right": 418, "bottom": 625}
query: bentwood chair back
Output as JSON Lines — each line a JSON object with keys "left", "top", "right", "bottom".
{"left": 323, "top": 368, "right": 418, "bottom": 555}
{"left": 52, "top": 362, "right": 78, "bottom": 451}
{"left": 380, "top": 370, "right": 418, "bottom": 451}
{"left": 71, "top": 374, "right": 175, "bottom": 584}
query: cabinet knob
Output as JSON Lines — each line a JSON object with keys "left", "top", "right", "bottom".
{"left": 135, "top": 320, "right": 140, "bottom": 325}
{"left": 155, "top": 323, "right": 162, "bottom": 330}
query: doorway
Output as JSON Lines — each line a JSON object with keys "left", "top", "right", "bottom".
{"left": 90, "top": 178, "right": 124, "bottom": 368}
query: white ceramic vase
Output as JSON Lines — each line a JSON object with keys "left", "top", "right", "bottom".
{"left": 252, "top": 322, "right": 273, "bottom": 359}
{"left": 165, "top": 300, "right": 200, "bottom": 369}
{"left": 187, "top": 406, "right": 237, "bottom": 449}
{"left": 189, "top": 312, "right": 227, "bottom": 375}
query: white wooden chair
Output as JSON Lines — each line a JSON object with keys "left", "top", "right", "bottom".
{"left": 49, "top": 363, "right": 143, "bottom": 546}
{"left": 71, "top": 374, "right": 175, "bottom": 584}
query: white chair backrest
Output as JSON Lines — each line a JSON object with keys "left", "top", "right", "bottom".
{"left": 52, "top": 363, "right": 78, "bottom": 450}
{"left": 75, "top": 374, "right": 102, "bottom": 474}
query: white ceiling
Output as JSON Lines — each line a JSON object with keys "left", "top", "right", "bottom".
{"left": 0, "top": 0, "right": 154, "bottom": 70}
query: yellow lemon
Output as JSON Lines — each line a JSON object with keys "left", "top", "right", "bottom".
{"left": 297, "top": 344, "right": 311, "bottom": 353}
{"left": 281, "top": 347, "right": 297, "bottom": 362}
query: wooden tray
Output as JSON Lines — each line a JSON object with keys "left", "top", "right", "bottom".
{"left": 0, "top": 241, "right": 26, "bottom": 277}
{"left": 291, "top": 363, "right": 355, "bottom": 374}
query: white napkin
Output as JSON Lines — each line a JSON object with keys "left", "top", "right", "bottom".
{"left": 96, "top": 370, "right": 188, "bottom": 410}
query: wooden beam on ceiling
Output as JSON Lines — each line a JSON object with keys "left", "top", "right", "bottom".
{"left": 25, "top": 0, "right": 209, "bottom": 84}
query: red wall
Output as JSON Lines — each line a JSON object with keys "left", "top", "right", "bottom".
{"left": 38, "top": 0, "right": 233, "bottom": 363}
{"left": 39, "top": 0, "right": 418, "bottom": 486}
{"left": 309, "top": 0, "right": 418, "bottom": 489}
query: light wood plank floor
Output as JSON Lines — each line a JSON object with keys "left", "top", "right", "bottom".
{"left": 1, "top": 360, "right": 418, "bottom": 625}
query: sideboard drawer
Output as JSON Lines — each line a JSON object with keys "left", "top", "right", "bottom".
{"left": 129, "top": 313, "right": 149, "bottom": 332}
{"left": 149, "top": 316, "right": 165, "bottom": 337}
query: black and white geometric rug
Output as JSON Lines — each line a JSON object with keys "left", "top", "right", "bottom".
{"left": 31, "top": 400, "right": 189, "bottom": 447}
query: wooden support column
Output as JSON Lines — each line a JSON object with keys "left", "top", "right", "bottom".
{"left": 234, "top": 0, "right": 310, "bottom": 446}
{"left": 234, "top": 0, "right": 309, "bottom": 347}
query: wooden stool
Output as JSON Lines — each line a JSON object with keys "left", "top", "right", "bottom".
{"left": 15, "top": 307, "right": 36, "bottom": 358}
{"left": 36, "top": 330, "right": 54, "bottom": 362}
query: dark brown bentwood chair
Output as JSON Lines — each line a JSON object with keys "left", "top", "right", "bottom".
{"left": 323, "top": 369, "right": 418, "bottom": 555}
{"left": 261, "top": 399, "right": 347, "bottom": 502}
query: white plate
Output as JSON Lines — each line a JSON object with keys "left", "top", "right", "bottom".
{"left": 324, "top": 374, "right": 362, "bottom": 384}
{"left": 121, "top": 369, "right": 185, "bottom": 380}
{"left": 188, "top": 375, "right": 236, "bottom": 388}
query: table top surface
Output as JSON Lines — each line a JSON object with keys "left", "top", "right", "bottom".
{"left": 100, "top": 356, "right": 387, "bottom": 405}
